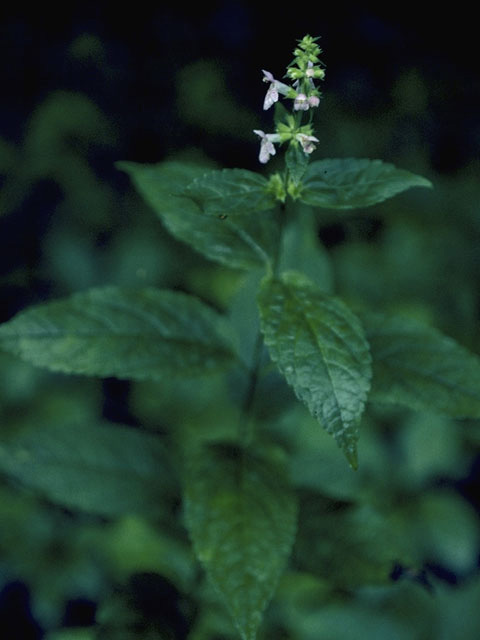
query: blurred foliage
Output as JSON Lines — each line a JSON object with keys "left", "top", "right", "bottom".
{"left": 1, "top": 7, "right": 479, "bottom": 639}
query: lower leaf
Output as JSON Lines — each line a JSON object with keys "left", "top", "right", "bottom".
{"left": 184, "top": 443, "right": 297, "bottom": 640}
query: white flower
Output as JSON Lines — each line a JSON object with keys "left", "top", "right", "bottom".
{"left": 294, "top": 93, "right": 320, "bottom": 111}
{"left": 293, "top": 93, "right": 309, "bottom": 111}
{"left": 296, "top": 133, "right": 319, "bottom": 155}
{"left": 262, "top": 70, "right": 290, "bottom": 110}
{"left": 253, "top": 129, "right": 281, "bottom": 163}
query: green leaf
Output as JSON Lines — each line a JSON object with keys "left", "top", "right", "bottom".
{"left": 184, "top": 443, "right": 297, "bottom": 640}
{"left": 0, "top": 421, "right": 173, "bottom": 517}
{"left": 118, "top": 161, "right": 279, "bottom": 270}
{"left": 0, "top": 286, "right": 236, "bottom": 380}
{"left": 362, "top": 311, "right": 480, "bottom": 416}
{"left": 285, "top": 144, "right": 309, "bottom": 184}
{"left": 258, "top": 272, "right": 372, "bottom": 467}
{"left": 300, "top": 158, "right": 432, "bottom": 210}
{"left": 296, "top": 494, "right": 413, "bottom": 589}
{"left": 413, "top": 489, "right": 480, "bottom": 573}
{"left": 184, "top": 168, "right": 276, "bottom": 216}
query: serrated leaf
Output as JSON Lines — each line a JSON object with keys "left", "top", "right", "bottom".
{"left": 300, "top": 158, "right": 432, "bottom": 210}
{"left": 184, "top": 443, "right": 297, "bottom": 640}
{"left": 184, "top": 168, "right": 276, "bottom": 217}
{"left": 362, "top": 311, "right": 480, "bottom": 416}
{"left": 0, "top": 286, "right": 235, "bottom": 380}
{"left": 258, "top": 272, "right": 372, "bottom": 467}
{"left": 0, "top": 422, "right": 172, "bottom": 517}
{"left": 118, "top": 161, "right": 279, "bottom": 270}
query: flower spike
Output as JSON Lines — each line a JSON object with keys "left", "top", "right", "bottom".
{"left": 254, "top": 35, "right": 325, "bottom": 163}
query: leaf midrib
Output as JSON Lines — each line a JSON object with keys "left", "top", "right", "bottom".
{"left": 288, "top": 288, "right": 345, "bottom": 428}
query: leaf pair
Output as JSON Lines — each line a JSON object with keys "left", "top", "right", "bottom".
{"left": 118, "top": 159, "right": 432, "bottom": 272}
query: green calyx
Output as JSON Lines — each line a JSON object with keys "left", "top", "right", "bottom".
{"left": 266, "top": 173, "right": 287, "bottom": 203}
{"left": 286, "top": 34, "right": 325, "bottom": 86}
{"left": 265, "top": 172, "right": 304, "bottom": 204}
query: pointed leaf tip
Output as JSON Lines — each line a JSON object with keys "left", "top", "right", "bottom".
{"left": 345, "top": 448, "right": 358, "bottom": 470}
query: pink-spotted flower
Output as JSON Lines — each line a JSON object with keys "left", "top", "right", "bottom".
{"left": 293, "top": 93, "right": 309, "bottom": 111}
{"left": 253, "top": 129, "right": 281, "bottom": 163}
{"left": 294, "top": 92, "right": 320, "bottom": 111}
{"left": 296, "top": 133, "right": 319, "bottom": 154}
{"left": 262, "top": 70, "right": 291, "bottom": 110}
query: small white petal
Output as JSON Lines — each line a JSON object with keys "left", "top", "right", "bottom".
{"left": 262, "top": 69, "right": 275, "bottom": 83}
{"left": 263, "top": 84, "right": 278, "bottom": 110}
{"left": 259, "top": 138, "right": 275, "bottom": 163}
{"left": 297, "top": 133, "right": 319, "bottom": 154}
{"left": 294, "top": 93, "right": 309, "bottom": 111}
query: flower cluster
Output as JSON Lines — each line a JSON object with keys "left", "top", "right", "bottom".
{"left": 254, "top": 35, "right": 325, "bottom": 164}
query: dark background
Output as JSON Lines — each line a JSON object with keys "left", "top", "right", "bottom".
{"left": 2, "top": 3, "right": 478, "bottom": 172}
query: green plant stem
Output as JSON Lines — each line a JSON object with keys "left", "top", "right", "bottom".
{"left": 238, "top": 329, "right": 265, "bottom": 447}
{"left": 272, "top": 198, "right": 288, "bottom": 277}
{"left": 238, "top": 200, "right": 288, "bottom": 447}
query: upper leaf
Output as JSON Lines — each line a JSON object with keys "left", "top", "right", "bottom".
{"left": 362, "top": 311, "right": 480, "bottom": 416}
{"left": 285, "top": 144, "right": 309, "bottom": 185}
{"left": 258, "top": 272, "right": 372, "bottom": 467}
{"left": 0, "top": 286, "right": 236, "bottom": 380}
{"left": 300, "top": 158, "right": 432, "bottom": 210}
{"left": 118, "top": 161, "right": 279, "bottom": 270}
{"left": 184, "top": 443, "right": 297, "bottom": 640}
{"left": 184, "top": 168, "right": 276, "bottom": 217}
{"left": 0, "top": 421, "right": 173, "bottom": 517}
